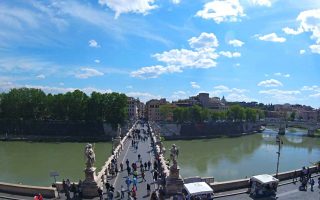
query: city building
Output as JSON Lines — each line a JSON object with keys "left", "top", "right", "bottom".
{"left": 173, "top": 93, "right": 227, "bottom": 111}
{"left": 145, "top": 98, "right": 168, "bottom": 121}
{"left": 127, "top": 97, "right": 141, "bottom": 120}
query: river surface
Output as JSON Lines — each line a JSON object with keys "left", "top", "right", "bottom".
{"left": 0, "top": 128, "right": 319, "bottom": 186}
{"left": 164, "top": 127, "right": 320, "bottom": 182}
{"left": 0, "top": 142, "right": 112, "bottom": 186}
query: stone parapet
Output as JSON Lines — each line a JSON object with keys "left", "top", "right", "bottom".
{"left": 0, "top": 182, "right": 58, "bottom": 198}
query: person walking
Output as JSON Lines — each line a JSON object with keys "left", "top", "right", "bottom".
{"left": 133, "top": 177, "right": 138, "bottom": 190}
{"left": 141, "top": 171, "right": 146, "bottom": 182}
{"left": 144, "top": 162, "right": 148, "bottom": 171}
{"left": 126, "top": 159, "right": 130, "bottom": 168}
{"left": 293, "top": 170, "right": 297, "bottom": 183}
{"left": 318, "top": 177, "right": 320, "bottom": 189}
{"left": 147, "top": 183, "right": 151, "bottom": 196}
{"left": 153, "top": 170, "right": 158, "bottom": 182}
{"left": 98, "top": 187, "right": 103, "bottom": 200}
{"left": 148, "top": 161, "right": 151, "bottom": 171}
{"left": 127, "top": 166, "right": 131, "bottom": 176}
{"left": 310, "top": 178, "right": 315, "bottom": 191}
{"left": 105, "top": 180, "right": 111, "bottom": 192}
{"left": 121, "top": 185, "right": 125, "bottom": 199}
{"left": 125, "top": 177, "right": 132, "bottom": 191}
{"left": 120, "top": 163, "right": 124, "bottom": 171}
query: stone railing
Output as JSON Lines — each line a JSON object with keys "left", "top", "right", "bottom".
{"left": 149, "top": 123, "right": 170, "bottom": 178}
{"left": 0, "top": 182, "right": 58, "bottom": 198}
{"left": 97, "top": 121, "right": 138, "bottom": 182}
{"left": 210, "top": 165, "right": 319, "bottom": 192}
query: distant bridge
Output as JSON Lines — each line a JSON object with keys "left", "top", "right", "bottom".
{"left": 262, "top": 118, "right": 320, "bottom": 136}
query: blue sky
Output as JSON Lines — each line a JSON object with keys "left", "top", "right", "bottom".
{"left": 0, "top": 0, "right": 320, "bottom": 108}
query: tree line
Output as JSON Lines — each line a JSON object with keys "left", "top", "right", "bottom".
{"left": 160, "top": 104, "right": 265, "bottom": 123}
{"left": 0, "top": 88, "right": 128, "bottom": 129}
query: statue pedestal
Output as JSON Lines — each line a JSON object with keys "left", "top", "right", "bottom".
{"left": 82, "top": 167, "right": 101, "bottom": 198}
{"left": 165, "top": 165, "right": 184, "bottom": 196}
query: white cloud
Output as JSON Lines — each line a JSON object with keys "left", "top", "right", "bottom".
{"left": 171, "top": 90, "right": 188, "bottom": 101}
{"left": 300, "top": 49, "right": 306, "bottom": 54}
{"left": 274, "top": 72, "right": 290, "bottom": 78}
{"left": 257, "top": 33, "right": 286, "bottom": 42}
{"left": 301, "top": 85, "right": 320, "bottom": 92}
{"left": 228, "top": 39, "right": 244, "bottom": 47}
{"left": 74, "top": 68, "right": 104, "bottom": 79}
{"left": 249, "top": 0, "right": 272, "bottom": 7}
{"left": 196, "top": 0, "right": 245, "bottom": 24}
{"left": 259, "top": 89, "right": 301, "bottom": 103}
{"left": 219, "top": 51, "right": 241, "bottom": 58}
{"left": 126, "top": 91, "right": 161, "bottom": 102}
{"left": 94, "top": 59, "right": 100, "bottom": 63}
{"left": 98, "top": 0, "right": 158, "bottom": 19}
{"left": 310, "top": 93, "right": 320, "bottom": 98}
{"left": 211, "top": 85, "right": 253, "bottom": 101}
{"left": 171, "top": 0, "right": 181, "bottom": 4}
{"left": 257, "top": 79, "right": 283, "bottom": 87}
{"left": 126, "top": 85, "right": 133, "bottom": 89}
{"left": 309, "top": 44, "right": 320, "bottom": 54}
{"left": 36, "top": 74, "right": 46, "bottom": 79}
{"left": 190, "top": 81, "right": 200, "bottom": 89}
{"left": 235, "top": 63, "right": 240, "bottom": 67}
{"left": 88, "top": 39, "right": 100, "bottom": 48}
{"left": 282, "top": 27, "right": 303, "bottom": 35}
{"left": 282, "top": 9, "right": 320, "bottom": 54}
{"left": 130, "top": 65, "right": 182, "bottom": 78}
{"left": 131, "top": 32, "right": 220, "bottom": 79}
{"left": 188, "top": 32, "right": 219, "bottom": 49}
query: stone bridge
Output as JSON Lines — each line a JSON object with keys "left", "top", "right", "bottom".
{"left": 262, "top": 119, "right": 320, "bottom": 136}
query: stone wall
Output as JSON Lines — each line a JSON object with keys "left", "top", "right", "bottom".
{"left": 0, "top": 120, "right": 118, "bottom": 138}
{"left": 0, "top": 182, "right": 57, "bottom": 198}
{"left": 161, "top": 122, "right": 261, "bottom": 139}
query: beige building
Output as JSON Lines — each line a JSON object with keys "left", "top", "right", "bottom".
{"left": 145, "top": 98, "right": 168, "bottom": 121}
{"left": 127, "top": 97, "right": 141, "bottom": 120}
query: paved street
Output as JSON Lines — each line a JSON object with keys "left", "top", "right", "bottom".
{"left": 107, "top": 122, "right": 158, "bottom": 199}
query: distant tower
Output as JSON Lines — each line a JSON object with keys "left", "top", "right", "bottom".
{"left": 221, "top": 96, "right": 227, "bottom": 104}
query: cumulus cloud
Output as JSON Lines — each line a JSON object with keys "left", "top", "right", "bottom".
{"left": 301, "top": 85, "right": 320, "bottom": 92}
{"left": 190, "top": 81, "right": 200, "bottom": 89}
{"left": 259, "top": 89, "right": 301, "bottom": 102}
{"left": 196, "top": 0, "right": 245, "bottom": 24}
{"left": 219, "top": 51, "right": 241, "bottom": 58}
{"left": 98, "top": 0, "right": 157, "bottom": 19}
{"left": 94, "top": 59, "right": 100, "bottom": 63}
{"left": 131, "top": 32, "right": 221, "bottom": 78}
{"left": 74, "top": 68, "right": 104, "bottom": 79}
{"left": 257, "top": 79, "right": 283, "bottom": 87}
{"left": 228, "top": 39, "right": 244, "bottom": 47}
{"left": 88, "top": 39, "right": 100, "bottom": 48}
{"left": 126, "top": 91, "right": 161, "bottom": 102}
{"left": 257, "top": 33, "right": 286, "bottom": 42}
{"left": 282, "top": 9, "right": 320, "bottom": 54}
{"left": 249, "top": 0, "right": 271, "bottom": 7}
{"left": 309, "top": 44, "right": 320, "bottom": 54}
{"left": 188, "top": 32, "right": 219, "bottom": 49}
{"left": 171, "top": 90, "right": 188, "bottom": 101}
{"left": 211, "top": 85, "right": 253, "bottom": 101}
{"left": 130, "top": 65, "right": 182, "bottom": 78}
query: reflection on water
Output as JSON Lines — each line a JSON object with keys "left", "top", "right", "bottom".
{"left": 0, "top": 142, "right": 112, "bottom": 186}
{"left": 164, "top": 128, "right": 320, "bottom": 182}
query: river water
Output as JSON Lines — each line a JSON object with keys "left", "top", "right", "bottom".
{"left": 163, "top": 127, "right": 320, "bottom": 182}
{"left": 0, "top": 142, "right": 112, "bottom": 186}
{"left": 0, "top": 128, "right": 319, "bottom": 186}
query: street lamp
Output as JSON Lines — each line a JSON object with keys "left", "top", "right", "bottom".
{"left": 276, "top": 135, "right": 283, "bottom": 178}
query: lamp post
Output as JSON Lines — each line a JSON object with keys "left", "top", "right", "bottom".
{"left": 276, "top": 135, "right": 283, "bottom": 178}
